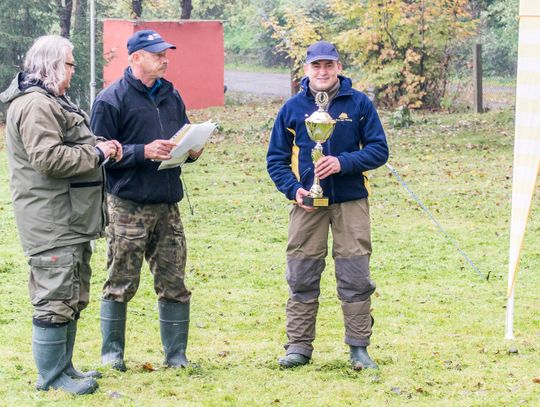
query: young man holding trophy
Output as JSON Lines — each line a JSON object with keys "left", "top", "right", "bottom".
{"left": 267, "top": 41, "right": 389, "bottom": 370}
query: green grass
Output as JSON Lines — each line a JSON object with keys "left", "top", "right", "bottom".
{"left": 0, "top": 102, "right": 539, "bottom": 406}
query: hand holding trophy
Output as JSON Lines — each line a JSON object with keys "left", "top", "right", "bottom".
{"left": 302, "top": 91, "right": 336, "bottom": 207}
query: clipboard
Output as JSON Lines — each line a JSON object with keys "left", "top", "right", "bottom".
{"left": 158, "top": 120, "right": 217, "bottom": 170}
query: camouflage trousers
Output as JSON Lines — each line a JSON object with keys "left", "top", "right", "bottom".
{"left": 28, "top": 242, "right": 93, "bottom": 324}
{"left": 103, "top": 195, "right": 191, "bottom": 303}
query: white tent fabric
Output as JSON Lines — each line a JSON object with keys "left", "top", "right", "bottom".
{"left": 505, "top": 1, "right": 540, "bottom": 340}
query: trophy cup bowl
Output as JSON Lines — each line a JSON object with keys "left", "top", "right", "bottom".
{"left": 303, "top": 92, "right": 336, "bottom": 207}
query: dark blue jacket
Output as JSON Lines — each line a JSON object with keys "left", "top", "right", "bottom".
{"left": 90, "top": 68, "right": 189, "bottom": 204}
{"left": 267, "top": 76, "right": 389, "bottom": 204}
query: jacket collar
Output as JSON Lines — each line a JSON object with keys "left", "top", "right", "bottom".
{"left": 123, "top": 67, "right": 173, "bottom": 104}
{"left": 0, "top": 72, "right": 87, "bottom": 121}
{"left": 299, "top": 75, "right": 354, "bottom": 99}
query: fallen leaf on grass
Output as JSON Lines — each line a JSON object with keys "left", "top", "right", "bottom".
{"left": 142, "top": 362, "right": 158, "bottom": 372}
{"left": 533, "top": 377, "right": 540, "bottom": 384}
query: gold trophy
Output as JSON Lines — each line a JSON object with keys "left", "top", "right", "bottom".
{"left": 303, "top": 91, "right": 336, "bottom": 207}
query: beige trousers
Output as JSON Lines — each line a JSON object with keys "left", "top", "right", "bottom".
{"left": 284, "top": 199, "right": 375, "bottom": 357}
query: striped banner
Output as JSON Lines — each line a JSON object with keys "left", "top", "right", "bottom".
{"left": 505, "top": 1, "right": 540, "bottom": 339}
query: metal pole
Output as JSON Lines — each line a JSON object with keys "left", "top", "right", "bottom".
{"left": 473, "top": 43, "right": 483, "bottom": 113}
{"left": 505, "top": 290, "right": 515, "bottom": 339}
{"left": 90, "top": 0, "right": 96, "bottom": 106}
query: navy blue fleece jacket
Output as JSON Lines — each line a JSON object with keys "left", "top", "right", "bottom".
{"left": 267, "top": 76, "right": 389, "bottom": 204}
{"left": 90, "top": 68, "right": 190, "bottom": 204}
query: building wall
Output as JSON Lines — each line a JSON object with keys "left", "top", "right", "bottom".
{"left": 102, "top": 19, "right": 224, "bottom": 109}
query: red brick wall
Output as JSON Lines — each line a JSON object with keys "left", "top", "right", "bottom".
{"left": 102, "top": 19, "right": 224, "bottom": 109}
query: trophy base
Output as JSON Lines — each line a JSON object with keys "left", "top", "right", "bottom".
{"left": 303, "top": 196, "right": 329, "bottom": 207}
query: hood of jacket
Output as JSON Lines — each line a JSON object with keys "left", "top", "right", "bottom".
{"left": 0, "top": 72, "right": 47, "bottom": 105}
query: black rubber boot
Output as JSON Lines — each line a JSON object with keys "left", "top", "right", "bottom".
{"left": 65, "top": 320, "right": 102, "bottom": 379}
{"left": 158, "top": 301, "right": 190, "bottom": 367}
{"left": 33, "top": 324, "right": 98, "bottom": 395}
{"left": 350, "top": 346, "right": 378, "bottom": 370}
{"left": 278, "top": 353, "right": 310, "bottom": 369}
{"left": 100, "top": 299, "right": 127, "bottom": 371}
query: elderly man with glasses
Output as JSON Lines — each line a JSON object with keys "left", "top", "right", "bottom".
{"left": 0, "top": 35, "right": 122, "bottom": 395}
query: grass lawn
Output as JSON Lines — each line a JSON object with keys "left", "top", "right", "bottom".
{"left": 0, "top": 99, "right": 538, "bottom": 406}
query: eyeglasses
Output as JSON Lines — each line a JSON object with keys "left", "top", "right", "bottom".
{"left": 66, "top": 62, "right": 77, "bottom": 69}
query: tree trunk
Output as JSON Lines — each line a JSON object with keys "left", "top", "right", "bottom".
{"left": 132, "top": 0, "right": 143, "bottom": 18}
{"left": 74, "top": 0, "right": 87, "bottom": 33}
{"left": 55, "top": 0, "right": 73, "bottom": 38}
{"left": 180, "top": 0, "right": 192, "bottom": 19}
{"left": 290, "top": 60, "right": 301, "bottom": 96}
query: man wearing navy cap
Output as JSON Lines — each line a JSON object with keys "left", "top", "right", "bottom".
{"left": 90, "top": 29, "right": 202, "bottom": 371}
{"left": 267, "top": 41, "right": 389, "bottom": 370}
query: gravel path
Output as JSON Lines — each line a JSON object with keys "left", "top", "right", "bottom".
{"left": 224, "top": 70, "right": 515, "bottom": 108}
{"left": 225, "top": 70, "right": 290, "bottom": 97}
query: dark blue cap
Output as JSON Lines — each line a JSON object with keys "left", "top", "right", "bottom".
{"left": 305, "top": 41, "right": 339, "bottom": 64}
{"left": 127, "top": 30, "right": 176, "bottom": 55}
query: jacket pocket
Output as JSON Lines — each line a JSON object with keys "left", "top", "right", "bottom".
{"left": 116, "top": 225, "right": 146, "bottom": 240}
{"left": 69, "top": 180, "right": 103, "bottom": 235}
{"left": 28, "top": 253, "right": 74, "bottom": 300}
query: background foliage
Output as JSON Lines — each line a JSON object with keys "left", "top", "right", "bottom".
{"left": 482, "top": 0, "right": 519, "bottom": 77}
{"left": 330, "top": 0, "right": 477, "bottom": 109}
{"left": 0, "top": 0, "right": 519, "bottom": 113}
{"left": 0, "top": 0, "right": 54, "bottom": 118}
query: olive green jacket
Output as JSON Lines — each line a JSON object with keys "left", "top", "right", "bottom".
{"left": 0, "top": 74, "right": 106, "bottom": 256}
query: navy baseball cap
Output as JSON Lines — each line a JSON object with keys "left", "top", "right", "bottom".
{"left": 305, "top": 41, "right": 340, "bottom": 64}
{"left": 127, "top": 30, "right": 176, "bottom": 55}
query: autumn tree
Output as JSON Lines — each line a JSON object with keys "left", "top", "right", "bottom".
{"left": 331, "top": 0, "right": 477, "bottom": 109}
{"left": 263, "top": 2, "right": 334, "bottom": 94}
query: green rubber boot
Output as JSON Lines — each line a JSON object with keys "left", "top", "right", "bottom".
{"left": 159, "top": 301, "right": 190, "bottom": 367}
{"left": 65, "top": 320, "right": 102, "bottom": 379}
{"left": 278, "top": 353, "right": 310, "bottom": 369}
{"left": 33, "top": 324, "right": 98, "bottom": 395}
{"left": 350, "top": 346, "right": 378, "bottom": 370}
{"left": 100, "top": 299, "right": 127, "bottom": 371}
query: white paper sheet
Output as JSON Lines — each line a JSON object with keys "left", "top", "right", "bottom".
{"left": 158, "top": 120, "right": 217, "bottom": 170}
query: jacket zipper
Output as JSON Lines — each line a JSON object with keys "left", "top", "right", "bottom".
{"left": 152, "top": 97, "right": 172, "bottom": 201}
{"left": 327, "top": 98, "right": 336, "bottom": 203}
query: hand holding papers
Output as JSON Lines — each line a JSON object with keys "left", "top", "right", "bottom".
{"left": 158, "top": 120, "right": 217, "bottom": 170}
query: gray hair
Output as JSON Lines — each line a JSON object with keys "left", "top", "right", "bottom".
{"left": 23, "top": 35, "right": 74, "bottom": 95}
